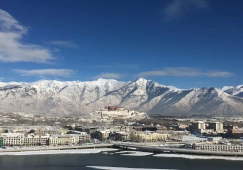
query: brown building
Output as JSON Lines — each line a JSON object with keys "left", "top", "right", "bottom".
{"left": 133, "top": 126, "right": 143, "bottom": 131}
{"left": 229, "top": 128, "right": 243, "bottom": 138}
{"left": 104, "top": 106, "right": 124, "bottom": 111}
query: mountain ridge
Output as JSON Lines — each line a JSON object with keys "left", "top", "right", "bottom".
{"left": 0, "top": 78, "right": 243, "bottom": 117}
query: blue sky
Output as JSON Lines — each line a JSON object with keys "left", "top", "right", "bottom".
{"left": 0, "top": 0, "right": 242, "bottom": 89}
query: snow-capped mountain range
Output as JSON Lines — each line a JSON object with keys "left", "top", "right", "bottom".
{"left": 0, "top": 78, "right": 243, "bottom": 117}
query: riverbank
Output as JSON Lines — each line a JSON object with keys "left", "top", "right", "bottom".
{"left": 0, "top": 148, "right": 118, "bottom": 156}
{"left": 0, "top": 144, "right": 113, "bottom": 153}
{"left": 2, "top": 142, "right": 243, "bottom": 157}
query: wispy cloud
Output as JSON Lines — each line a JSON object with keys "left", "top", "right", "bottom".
{"left": 93, "top": 72, "right": 125, "bottom": 79}
{"left": 205, "top": 71, "right": 233, "bottom": 78}
{"left": 47, "top": 41, "right": 80, "bottom": 48}
{"left": 0, "top": 9, "right": 54, "bottom": 63}
{"left": 0, "top": 77, "right": 4, "bottom": 81}
{"left": 13, "top": 69, "right": 74, "bottom": 77}
{"left": 138, "top": 67, "right": 233, "bottom": 78}
{"left": 93, "top": 63, "right": 138, "bottom": 69}
{"left": 163, "top": 0, "right": 209, "bottom": 21}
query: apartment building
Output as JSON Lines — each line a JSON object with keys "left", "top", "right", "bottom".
{"left": 193, "top": 143, "right": 243, "bottom": 152}
{"left": 135, "top": 131, "right": 171, "bottom": 142}
{"left": 1, "top": 133, "right": 24, "bottom": 146}
{"left": 24, "top": 135, "right": 49, "bottom": 146}
{"left": 49, "top": 134, "right": 83, "bottom": 146}
{"left": 209, "top": 122, "right": 224, "bottom": 133}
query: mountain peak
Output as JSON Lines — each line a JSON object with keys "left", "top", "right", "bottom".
{"left": 135, "top": 78, "right": 148, "bottom": 82}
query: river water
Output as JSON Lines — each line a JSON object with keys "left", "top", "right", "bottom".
{"left": 0, "top": 150, "right": 243, "bottom": 170}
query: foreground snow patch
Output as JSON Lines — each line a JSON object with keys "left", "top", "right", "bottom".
{"left": 153, "top": 153, "right": 243, "bottom": 161}
{"left": 115, "top": 151, "right": 137, "bottom": 154}
{"left": 119, "top": 151, "right": 153, "bottom": 156}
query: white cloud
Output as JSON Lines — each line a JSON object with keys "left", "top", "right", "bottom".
{"left": 138, "top": 67, "right": 233, "bottom": 78}
{"left": 163, "top": 0, "right": 209, "bottom": 21}
{"left": 93, "top": 72, "right": 125, "bottom": 79}
{"left": 0, "top": 9, "right": 54, "bottom": 63}
{"left": 47, "top": 41, "right": 80, "bottom": 48}
{"left": 13, "top": 69, "right": 74, "bottom": 77}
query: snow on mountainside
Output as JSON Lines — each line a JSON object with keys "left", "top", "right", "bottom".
{"left": 0, "top": 79, "right": 127, "bottom": 116}
{"left": 222, "top": 85, "right": 243, "bottom": 98}
{"left": 0, "top": 78, "right": 243, "bottom": 117}
{"left": 150, "top": 87, "right": 243, "bottom": 116}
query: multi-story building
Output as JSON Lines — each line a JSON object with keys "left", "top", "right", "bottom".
{"left": 209, "top": 122, "right": 224, "bottom": 132}
{"left": 67, "top": 130, "right": 90, "bottom": 142}
{"left": 91, "top": 130, "right": 110, "bottom": 141}
{"left": 227, "top": 128, "right": 243, "bottom": 138}
{"left": 1, "top": 133, "right": 24, "bottom": 146}
{"left": 192, "top": 121, "right": 206, "bottom": 131}
{"left": 193, "top": 143, "right": 243, "bottom": 152}
{"left": 109, "top": 131, "right": 128, "bottom": 141}
{"left": 75, "top": 126, "right": 99, "bottom": 135}
{"left": 191, "top": 121, "right": 218, "bottom": 134}
{"left": 23, "top": 135, "right": 49, "bottom": 146}
{"left": 135, "top": 131, "right": 171, "bottom": 142}
{"left": 48, "top": 134, "right": 80, "bottom": 146}
{"left": 35, "top": 126, "right": 60, "bottom": 136}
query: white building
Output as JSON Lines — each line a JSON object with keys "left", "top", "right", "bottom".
{"left": 24, "top": 135, "right": 49, "bottom": 146}
{"left": 209, "top": 122, "right": 224, "bottom": 132}
{"left": 192, "top": 121, "right": 206, "bottom": 130}
{"left": 49, "top": 134, "right": 85, "bottom": 146}
{"left": 1, "top": 133, "right": 24, "bottom": 146}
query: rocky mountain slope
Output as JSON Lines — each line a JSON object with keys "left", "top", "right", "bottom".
{"left": 0, "top": 78, "right": 243, "bottom": 117}
{"left": 222, "top": 85, "right": 243, "bottom": 98}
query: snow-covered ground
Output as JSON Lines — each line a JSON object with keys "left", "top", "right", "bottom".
{"left": 0, "top": 148, "right": 118, "bottom": 156}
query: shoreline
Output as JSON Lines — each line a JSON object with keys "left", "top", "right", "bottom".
{"left": 1, "top": 143, "right": 243, "bottom": 158}
{"left": 113, "top": 143, "right": 243, "bottom": 157}
{"left": 0, "top": 144, "right": 113, "bottom": 153}
{"left": 1, "top": 146, "right": 243, "bottom": 161}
